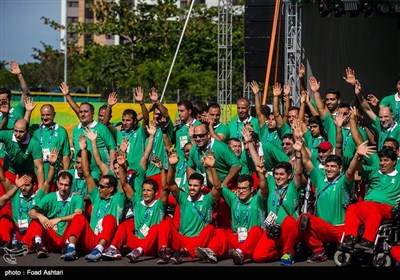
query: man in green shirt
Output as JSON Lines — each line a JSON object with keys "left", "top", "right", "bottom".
{"left": 228, "top": 97, "right": 260, "bottom": 143}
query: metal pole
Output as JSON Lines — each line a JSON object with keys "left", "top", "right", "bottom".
{"left": 62, "top": 0, "right": 68, "bottom": 101}
{"left": 160, "top": 0, "right": 196, "bottom": 103}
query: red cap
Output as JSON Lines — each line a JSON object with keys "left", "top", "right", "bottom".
{"left": 317, "top": 141, "right": 332, "bottom": 151}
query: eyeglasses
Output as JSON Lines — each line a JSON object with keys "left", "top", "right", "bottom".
{"left": 237, "top": 187, "right": 251, "bottom": 192}
{"left": 98, "top": 184, "right": 110, "bottom": 189}
{"left": 193, "top": 133, "right": 207, "bottom": 139}
{"left": 383, "top": 145, "right": 395, "bottom": 150}
{"left": 282, "top": 142, "right": 292, "bottom": 146}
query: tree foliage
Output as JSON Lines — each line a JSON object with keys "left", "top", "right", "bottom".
{"left": 2, "top": 0, "right": 245, "bottom": 103}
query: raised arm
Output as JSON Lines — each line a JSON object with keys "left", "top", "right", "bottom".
{"left": 149, "top": 87, "right": 169, "bottom": 118}
{"left": 272, "top": 82, "right": 285, "bottom": 128}
{"left": 23, "top": 97, "right": 36, "bottom": 123}
{"left": 9, "top": 61, "right": 30, "bottom": 102}
{"left": 117, "top": 150, "right": 132, "bottom": 199}
{"left": 309, "top": 76, "right": 328, "bottom": 119}
{"left": 282, "top": 81, "right": 291, "bottom": 123}
{"left": 349, "top": 106, "right": 364, "bottom": 148}
{"left": 140, "top": 121, "right": 156, "bottom": 172}
{"left": 135, "top": 87, "right": 149, "bottom": 128}
{"left": 0, "top": 101, "right": 10, "bottom": 130}
{"left": 44, "top": 147, "right": 58, "bottom": 194}
{"left": 60, "top": 82, "right": 80, "bottom": 118}
{"left": 103, "top": 91, "right": 118, "bottom": 133}
{"left": 80, "top": 135, "right": 97, "bottom": 192}
{"left": 250, "top": 80, "right": 266, "bottom": 128}
{"left": 152, "top": 155, "right": 169, "bottom": 205}
{"left": 0, "top": 180, "right": 20, "bottom": 209}
{"left": 203, "top": 151, "right": 222, "bottom": 202}
{"left": 292, "top": 138, "right": 304, "bottom": 187}
{"left": 345, "top": 141, "right": 376, "bottom": 182}
{"left": 167, "top": 149, "right": 180, "bottom": 198}
{"left": 255, "top": 156, "right": 268, "bottom": 198}
{"left": 84, "top": 128, "right": 109, "bottom": 176}
{"left": 333, "top": 110, "right": 346, "bottom": 158}
{"left": 354, "top": 79, "right": 376, "bottom": 121}
{"left": 300, "top": 138, "right": 314, "bottom": 174}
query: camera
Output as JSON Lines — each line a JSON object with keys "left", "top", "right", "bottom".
{"left": 266, "top": 224, "right": 281, "bottom": 239}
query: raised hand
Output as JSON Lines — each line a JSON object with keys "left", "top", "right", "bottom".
{"left": 309, "top": 76, "right": 320, "bottom": 93}
{"left": 293, "top": 138, "right": 303, "bottom": 152}
{"left": 367, "top": 94, "right": 380, "bottom": 107}
{"left": 119, "top": 139, "right": 128, "bottom": 154}
{"left": 151, "top": 155, "right": 163, "bottom": 169}
{"left": 334, "top": 110, "right": 347, "bottom": 128}
{"left": 78, "top": 134, "right": 87, "bottom": 150}
{"left": 116, "top": 150, "right": 126, "bottom": 166}
{"left": 59, "top": 82, "right": 69, "bottom": 96}
{"left": 255, "top": 156, "right": 266, "bottom": 175}
{"left": 250, "top": 80, "right": 260, "bottom": 95}
{"left": 108, "top": 92, "right": 118, "bottom": 107}
{"left": 354, "top": 79, "right": 362, "bottom": 95}
{"left": 241, "top": 126, "right": 253, "bottom": 143}
{"left": 134, "top": 87, "right": 144, "bottom": 103}
{"left": 48, "top": 147, "right": 59, "bottom": 165}
{"left": 292, "top": 119, "right": 303, "bottom": 139}
{"left": 356, "top": 141, "right": 376, "bottom": 158}
{"left": 9, "top": 61, "right": 21, "bottom": 75}
{"left": 343, "top": 67, "right": 356, "bottom": 85}
{"left": 272, "top": 82, "right": 282, "bottom": 97}
{"left": 168, "top": 148, "right": 179, "bottom": 166}
{"left": 84, "top": 127, "right": 98, "bottom": 142}
{"left": 24, "top": 97, "right": 36, "bottom": 112}
{"left": 283, "top": 80, "right": 291, "bottom": 98}
{"left": 149, "top": 87, "right": 159, "bottom": 103}
{"left": 202, "top": 150, "right": 215, "bottom": 168}
{"left": 146, "top": 121, "right": 157, "bottom": 136}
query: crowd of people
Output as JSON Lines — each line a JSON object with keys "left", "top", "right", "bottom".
{"left": 0, "top": 61, "right": 400, "bottom": 267}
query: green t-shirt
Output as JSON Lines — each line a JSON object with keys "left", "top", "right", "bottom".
{"left": 72, "top": 121, "right": 117, "bottom": 175}
{"left": 117, "top": 125, "right": 147, "bottom": 172}
{"left": 34, "top": 191, "right": 84, "bottom": 236}
{"left": 11, "top": 188, "right": 45, "bottom": 230}
{"left": 146, "top": 120, "right": 174, "bottom": 177}
{"left": 176, "top": 191, "right": 215, "bottom": 236}
{"left": 173, "top": 118, "right": 201, "bottom": 158}
{"left": 266, "top": 176, "right": 301, "bottom": 225}
{"left": 0, "top": 102, "right": 26, "bottom": 158}
{"left": 228, "top": 116, "right": 260, "bottom": 142}
{"left": 187, "top": 138, "right": 241, "bottom": 185}
{"left": 88, "top": 187, "right": 126, "bottom": 233}
{"left": 277, "top": 122, "right": 292, "bottom": 139}
{"left": 213, "top": 122, "right": 230, "bottom": 143}
{"left": 131, "top": 197, "right": 165, "bottom": 239}
{"left": 260, "top": 126, "right": 281, "bottom": 147}
{"left": 309, "top": 167, "right": 352, "bottom": 225}
{"left": 222, "top": 187, "right": 268, "bottom": 233}
{"left": 174, "top": 157, "right": 189, "bottom": 192}
{"left": 371, "top": 116, "right": 400, "bottom": 150}
{"left": 0, "top": 131, "right": 43, "bottom": 174}
{"left": 303, "top": 131, "right": 325, "bottom": 160}
{"left": 364, "top": 169, "right": 400, "bottom": 207}
{"left": 381, "top": 94, "right": 400, "bottom": 123}
{"left": 31, "top": 123, "right": 71, "bottom": 180}
{"left": 260, "top": 140, "right": 290, "bottom": 172}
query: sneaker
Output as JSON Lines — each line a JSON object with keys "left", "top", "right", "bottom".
{"left": 229, "top": 248, "right": 244, "bottom": 265}
{"left": 157, "top": 247, "right": 174, "bottom": 264}
{"left": 34, "top": 242, "right": 48, "bottom": 258}
{"left": 280, "top": 253, "right": 294, "bottom": 266}
{"left": 170, "top": 247, "right": 188, "bottom": 264}
{"left": 355, "top": 238, "right": 374, "bottom": 251}
{"left": 338, "top": 235, "right": 356, "bottom": 251}
{"left": 85, "top": 248, "right": 102, "bottom": 262}
{"left": 195, "top": 247, "right": 217, "bottom": 263}
{"left": 307, "top": 250, "right": 328, "bottom": 263}
{"left": 63, "top": 246, "right": 78, "bottom": 261}
{"left": 126, "top": 248, "right": 141, "bottom": 263}
{"left": 102, "top": 247, "right": 122, "bottom": 261}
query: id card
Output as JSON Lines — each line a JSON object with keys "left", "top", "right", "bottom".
{"left": 94, "top": 218, "right": 103, "bottom": 235}
{"left": 237, "top": 227, "right": 248, "bottom": 243}
{"left": 18, "top": 219, "right": 28, "bottom": 233}
{"left": 140, "top": 224, "right": 150, "bottom": 237}
{"left": 42, "top": 148, "right": 51, "bottom": 162}
{"left": 179, "top": 135, "right": 188, "bottom": 149}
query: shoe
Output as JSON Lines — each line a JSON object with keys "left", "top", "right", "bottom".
{"left": 280, "top": 253, "right": 294, "bottom": 266}
{"left": 0, "top": 243, "right": 12, "bottom": 255}
{"left": 63, "top": 246, "right": 78, "bottom": 261}
{"left": 34, "top": 242, "right": 48, "bottom": 258}
{"left": 307, "top": 250, "right": 328, "bottom": 263}
{"left": 195, "top": 247, "right": 217, "bottom": 263}
{"left": 102, "top": 247, "right": 122, "bottom": 261}
{"left": 126, "top": 248, "right": 141, "bottom": 263}
{"left": 85, "top": 248, "right": 102, "bottom": 262}
{"left": 157, "top": 247, "right": 174, "bottom": 264}
{"left": 120, "top": 245, "right": 133, "bottom": 257}
{"left": 355, "top": 238, "right": 374, "bottom": 251}
{"left": 170, "top": 247, "right": 188, "bottom": 264}
{"left": 229, "top": 248, "right": 244, "bottom": 265}
{"left": 338, "top": 235, "right": 356, "bottom": 251}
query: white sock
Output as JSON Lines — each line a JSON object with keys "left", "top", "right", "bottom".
{"left": 34, "top": 236, "right": 42, "bottom": 244}
{"left": 68, "top": 243, "right": 75, "bottom": 249}
{"left": 95, "top": 244, "right": 104, "bottom": 253}
{"left": 137, "top": 247, "right": 143, "bottom": 255}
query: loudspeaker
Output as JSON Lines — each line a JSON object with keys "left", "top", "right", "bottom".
{"left": 244, "top": 0, "right": 285, "bottom": 83}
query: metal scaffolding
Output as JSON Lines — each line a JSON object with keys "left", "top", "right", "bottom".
{"left": 217, "top": 0, "right": 233, "bottom": 123}
{"left": 284, "top": 1, "right": 302, "bottom": 107}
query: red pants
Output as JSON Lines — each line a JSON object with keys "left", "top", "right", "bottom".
{"left": 63, "top": 213, "right": 117, "bottom": 253}
{"left": 343, "top": 201, "right": 393, "bottom": 243}
{"left": 253, "top": 216, "right": 299, "bottom": 262}
{"left": 157, "top": 219, "right": 215, "bottom": 258}
{"left": 391, "top": 246, "right": 400, "bottom": 262}
{"left": 110, "top": 219, "right": 159, "bottom": 256}
{"left": 298, "top": 213, "right": 343, "bottom": 253}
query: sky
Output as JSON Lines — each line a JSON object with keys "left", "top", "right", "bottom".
{"left": 0, "top": 0, "right": 61, "bottom": 65}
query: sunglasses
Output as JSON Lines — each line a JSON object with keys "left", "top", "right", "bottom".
{"left": 237, "top": 187, "right": 251, "bottom": 192}
{"left": 98, "top": 184, "right": 110, "bottom": 189}
{"left": 193, "top": 133, "right": 207, "bottom": 139}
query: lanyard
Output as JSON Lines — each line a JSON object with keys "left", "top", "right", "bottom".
{"left": 19, "top": 197, "right": 32, "bottom": 219}
{"left": 191, "top": 201, "right": 209, "bottom": 224}
{"left": 342, "top": 129, "right": 351, "bottom": 152}
{"left": 380, "top": 122, "right": 397, "bottom": 149}
{"left": 56, "top": 201, "right": 68, "bottom": 217}
{"left": 196, "top": 142, "right": 212, "bottom": 174}
{"left": 97, "top": 200, "right": 111, "bottom": 220}
{"left": 235, "top": 199, "right": 251, "bottom": 228}
{"left": 40, "top": 124, "right": 55, "bottom": 147}
{"left": 272, "top": 184, "right": 288, "bottom": 214}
